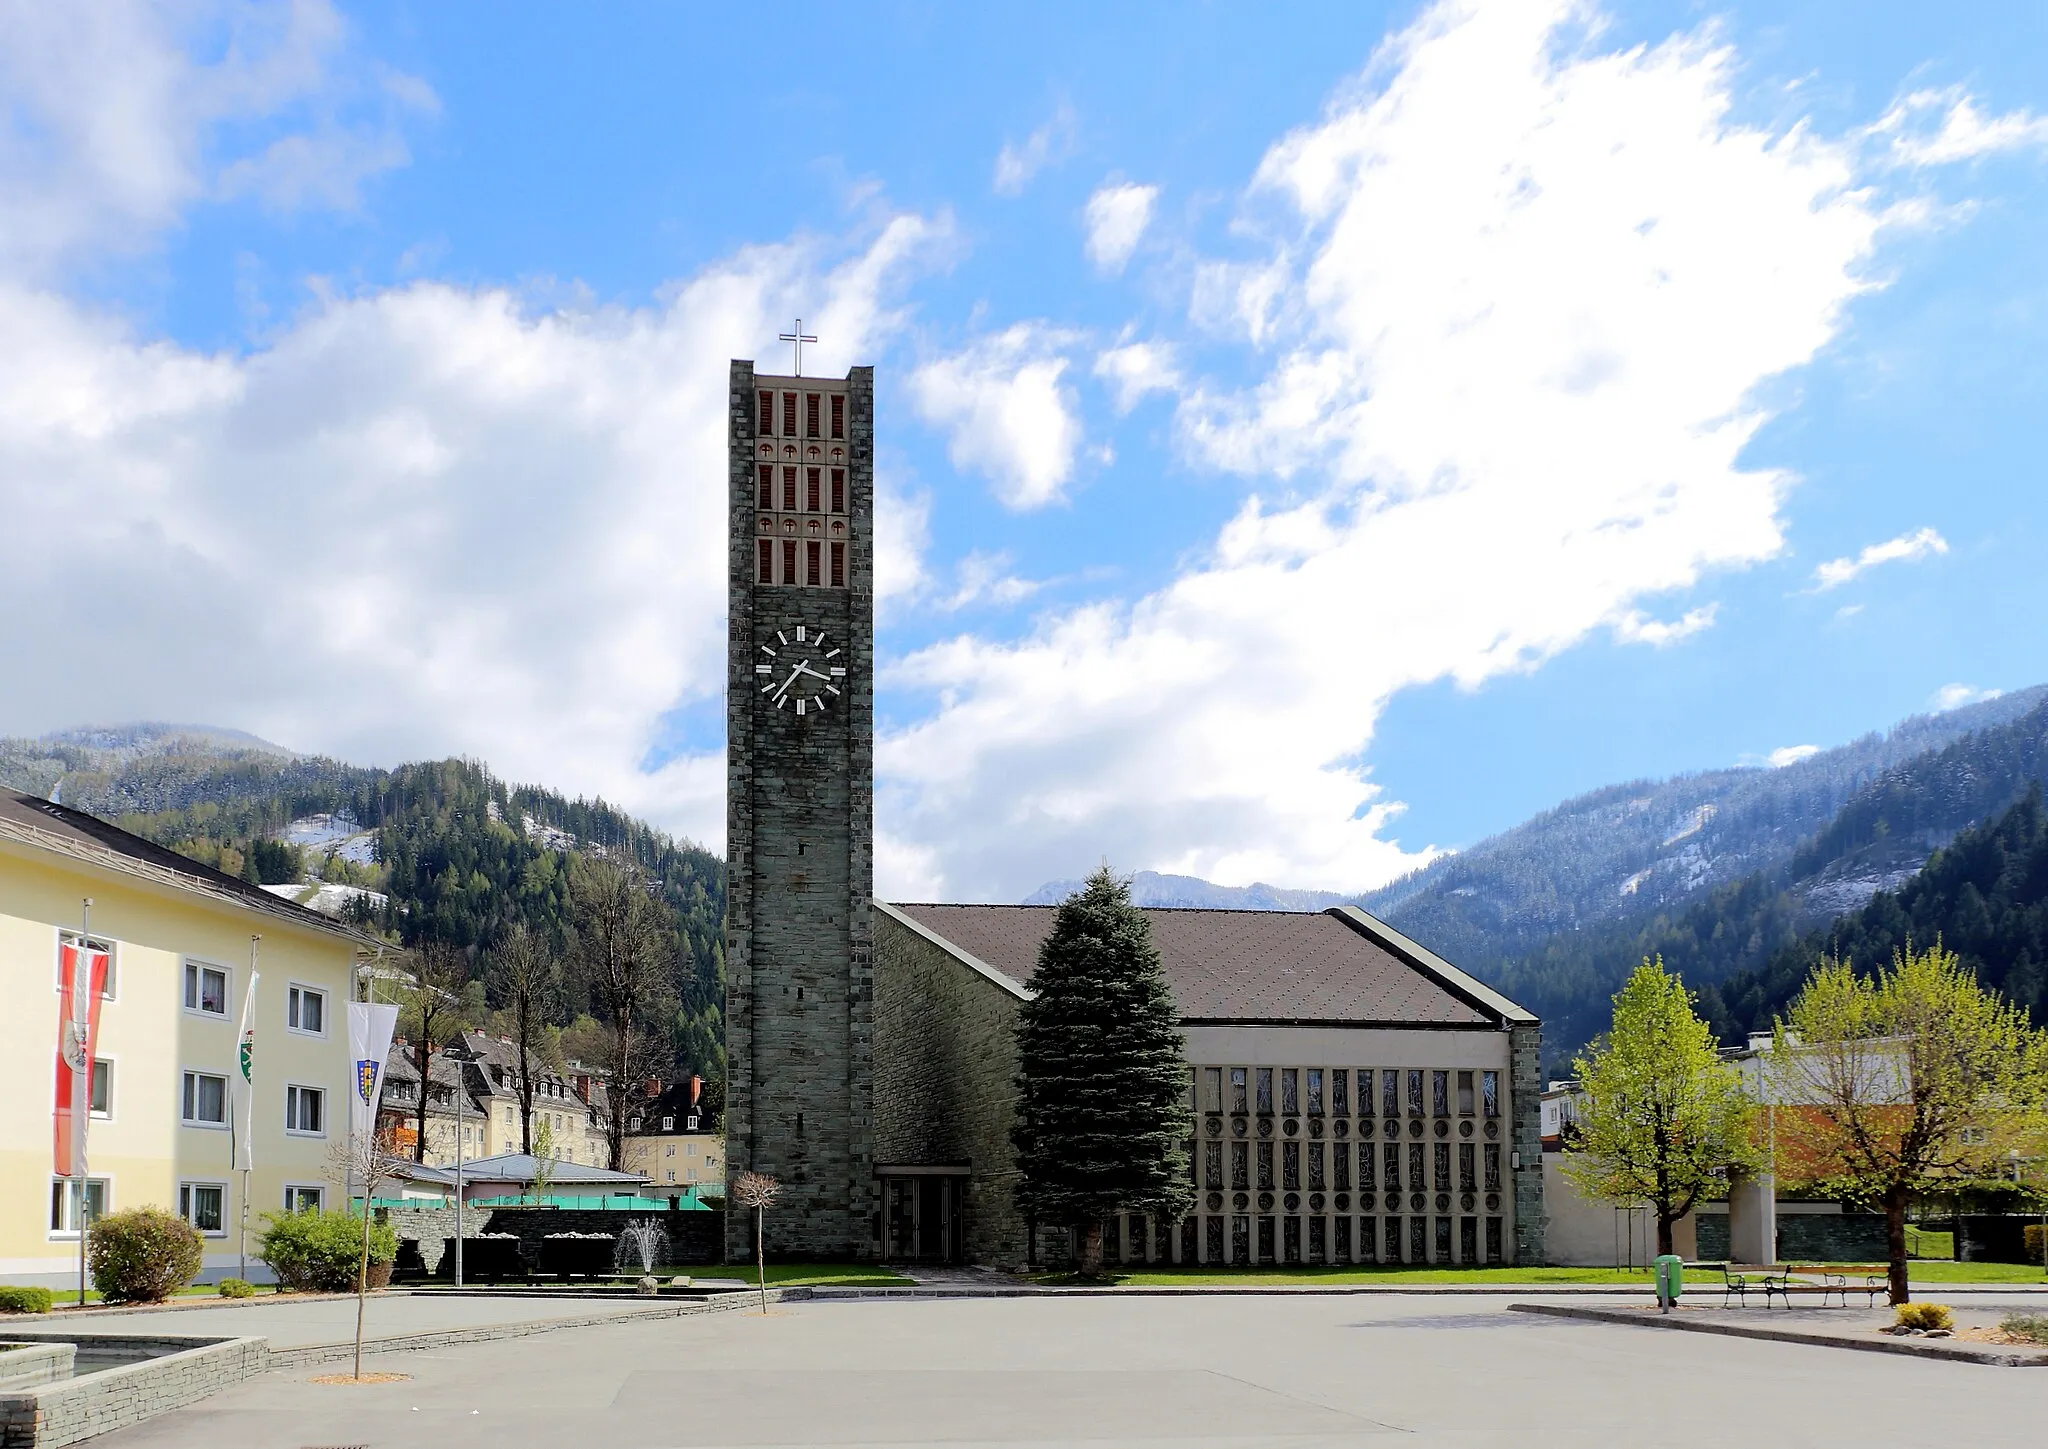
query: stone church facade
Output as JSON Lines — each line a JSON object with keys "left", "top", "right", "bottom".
{"left": 722, "top": 357, "right": 1545, "bottom": 1267}
{"left": 873, "top": 903, "right": 1545, "bottom": 1269}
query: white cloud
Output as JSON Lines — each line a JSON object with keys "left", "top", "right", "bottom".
{"left": 0, "top": 215, "right": 948, "bottom": 848}
{"left": 874, "top": 468, "right": 933, "bottom": 618}
{"left": 992, "top": 105, "right": 1074, "bottom": 196}
{"left": 0, "top": 0, "right": 428, "bottom": 273}
{"left": 938, "top": 552, "right": 1047, "bottom": 612}
{"left": 1082, "top": 181, "right": 1159, "bottom": 272}
{"left": 1930, "top": 683, "right": 2001, "bottom": 713}
{"left": 1766, "top": 744, "right": 1821, "bottom": 769}
{"left": 876, "top": 0, "right": 1889, "bottom": 899}
{"left": 1810, "top": 526, "right": 1948, "bottom": 591}
{"left": 909, "top": 324, "right": 1085, "bottom": 510}
{"left": 1093, "top": 340, "right": 1181, "bottom": 412}
{"left": 1612, "top": 605, "right": 1718, "bottom": 648}
{"left": 1868, "top": 88, "right": 2048, "bottom": 168}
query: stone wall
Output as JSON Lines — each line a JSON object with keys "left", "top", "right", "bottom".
{"left": 1509, "top": 1022, "right": 1546, "bottom": 1266}
{"left": 0, "top": 1334, "right": 265, "bottom": 1449}
{"left": 873, "top": 906, "right": 1033, "bottom": 1267}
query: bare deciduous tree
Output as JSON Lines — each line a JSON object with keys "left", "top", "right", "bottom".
{"left": 731, "top": 1171, "right": 780, "bottom": 1314}
{"left": 326, "top": 1127, "right": 408, "bottom": 1383}
{"left": 395, "top": 942, "right": 475, "bottom": 1163}
{"left": 568, "top": 858, "right": 677, "bottom": 1170}
{"left": 487, "top": 923, "right": 560, "bottom": 1155}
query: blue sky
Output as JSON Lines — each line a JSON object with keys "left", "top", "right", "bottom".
{"left": 4, "top": 1, "right": 2047, "bottom": 899}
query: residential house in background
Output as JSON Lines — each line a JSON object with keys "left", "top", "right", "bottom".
{"left": 378, "top": 1031, "right": 612, "bottom": 1169}
{"left": 619, "top": 1076, "right": 724, "bottom": 1195}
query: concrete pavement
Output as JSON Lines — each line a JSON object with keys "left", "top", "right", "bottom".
{"left": 87, "top": 1291, "right": 2048, "bottom": 1448}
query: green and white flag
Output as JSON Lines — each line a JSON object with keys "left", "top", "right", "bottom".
{"left": 232, "top": 970, "right": 259, "bottom": 1172}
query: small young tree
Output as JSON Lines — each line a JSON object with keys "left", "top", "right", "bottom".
{"left": 568, "top": 858, "right": 677, "bottom": 1170}
{"left": 1012, "top": 868, "right": 1194, "bottom": 1277}
{"left": 328, "top": 1129, "right": 407, "bottom": 1383}
{"left": 487, "top": 923, "right": 560, "bottom": 1155}
{"left": 1563, "top": 958, "right": 1761, "bottom": 1257}
{"left": 530, "top": 1116, "right": 558, "bottom": 1203}
{"left": 394, "top": 942, "right": 476, "bottom": 1163}
{"left": 1775, "top": 943, "right": 2048, "bottom": 1304}
{"left": 730, "top": 1171, "right": 779, "bottom": 1314}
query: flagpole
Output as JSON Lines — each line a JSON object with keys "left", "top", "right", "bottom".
{"left": 239, "top": 937, "right": 261, "bottom": 1283}
{"left": 76, "top": 898, "right": 92, "bottom": 1309}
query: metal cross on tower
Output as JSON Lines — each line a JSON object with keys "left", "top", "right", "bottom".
{"left": 778, "top": 319, "right": 818, "bottom": 375}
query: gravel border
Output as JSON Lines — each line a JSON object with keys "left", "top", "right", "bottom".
{"left": 1508, "top": 1301, "right": 2048, "bottom": 1367}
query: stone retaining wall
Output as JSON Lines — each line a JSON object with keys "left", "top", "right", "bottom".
{"left": 0, "top": 1335, "right": 265, "bottom": 1449}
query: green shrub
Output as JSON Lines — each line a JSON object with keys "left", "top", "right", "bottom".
{"left": 87, "top": 1207, "right": 204, "bottom": 1304}
{"left": 0, "top": 1286, "right": 54, "bottom": 1314}
{"left": 216, "top": 1277, "right": 255, "bottom": 1298}
{"left": 1895, "top": 1302, "right": 1953, "bottom": 1331}
{"left": 258, "top": 1209, "right": 398, "bottom": 1293}
{"left": 2025, "top": 1224, "right": 2046, "bottom": 1262}
{"left": 1999, "top": 1312, "right": 2048, "bottom": 1345}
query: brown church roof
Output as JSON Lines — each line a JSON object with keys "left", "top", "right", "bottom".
{"left": 881, "top": 902, "right": 1532, "bottom": 1027}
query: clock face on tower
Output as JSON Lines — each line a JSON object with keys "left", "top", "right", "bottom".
{"left": 753, "top": 623, "right": 849, "bottom": 716}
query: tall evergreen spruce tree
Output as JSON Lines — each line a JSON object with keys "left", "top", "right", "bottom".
{"left": 1012, "top": 868, "right": 1194, "bottom": 1276}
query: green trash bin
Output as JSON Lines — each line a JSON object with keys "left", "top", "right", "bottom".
{"left": 1654, "top": 1254, "right": 1684, "bottom": 1311}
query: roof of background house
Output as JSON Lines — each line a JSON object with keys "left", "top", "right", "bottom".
{"left": 394, "top": 1153, "right": 648, "bottom": 1187}
{"left": 623, "top": 1080, "right": 720, "bottom": 1136}
{"left": 0, "top": 788, "right": 380, "bottom": 946}
{"left": 878, "top": 902, "right": 1535, "bottom": 1027}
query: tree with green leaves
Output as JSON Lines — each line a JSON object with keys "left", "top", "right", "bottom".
{"left": 1012, "top": 868, "right": 1194, "bottom": 1277}
{"left": 1564, "top": 957, "right": 1761, "bottom": 1257}
{"left": 1774, "top": 943, "right": 2048, "bottom": 1304}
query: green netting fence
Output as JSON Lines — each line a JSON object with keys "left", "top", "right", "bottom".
{"left": 362, "top": 1192, "right": 713, "bottom": 1212}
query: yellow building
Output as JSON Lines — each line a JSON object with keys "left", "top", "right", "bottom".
{"left": 1, "top": 790, "right": 373, "bottom": 1286}
{"left": 618, "top": 1079, "right": 724, "bottom": 1194}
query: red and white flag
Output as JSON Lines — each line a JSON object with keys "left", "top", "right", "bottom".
{"left": 53, "top": 940, "right": 108, "bottom": 1180}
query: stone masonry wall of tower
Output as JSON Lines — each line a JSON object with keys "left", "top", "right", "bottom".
{"left": 724, "top": 360, "right": 877, "bottom": 1261}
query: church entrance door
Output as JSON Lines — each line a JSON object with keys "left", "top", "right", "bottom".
{"left": 879, "top": 1170, "right": 966, "bottom": 1263}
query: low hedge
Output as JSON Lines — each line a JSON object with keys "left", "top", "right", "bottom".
{"left": 217, "top": 1277, "right": 256, "bottom": 1298}
{"left": 88, "top": 1207, "right": 204, "bottom": 1303}
{"left": 0, "top": 1285, "right": 54, "bottom": 1314}
{"left": 259, "top": 1208, "right": 398, "bottom": 1293}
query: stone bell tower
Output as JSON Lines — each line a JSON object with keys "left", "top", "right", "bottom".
{"left": 723, "top": 355, "right": 877, "bottom": 1259}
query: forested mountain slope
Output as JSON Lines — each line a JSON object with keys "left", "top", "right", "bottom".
{"left": 1364, "top": 687, "right": 2046, "bottom": 970}
{"left": 1488, "top": 699, "right": 2048, "bottom": 1070}
{"left": 0, "top": 725, "right": 726, "bottom": 1079}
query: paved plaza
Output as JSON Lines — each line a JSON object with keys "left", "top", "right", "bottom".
{"left": 56, "top": 1291, "right": 689, "bottom": 1351}
{"left": 86, "top": 1290, "right": 2048, "bottom": 1448}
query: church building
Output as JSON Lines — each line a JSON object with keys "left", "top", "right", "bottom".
{"left": 721, "top": 356, "right": 1546, "bottom": 1269}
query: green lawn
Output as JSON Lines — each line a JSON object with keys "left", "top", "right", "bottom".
{"left": 1905, "top": 1226, "right": 1955, "bottom": 1258}
{"left": 1033, "top": 1261, "right": 2048, "bottom": 1288}
{"left": 1038, "top": 1265, "right": 1661, "bottom": 1287}
{"left": 743, "top": 1263, "right": 913, "bottom": 1289}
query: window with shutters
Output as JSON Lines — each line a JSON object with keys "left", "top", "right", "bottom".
{"left": 782, "top": 467, "right": 798, "bottom": 511}
{"left": 782, "top": 539, "right": 796, "bottom": 583}
{"left": 806, "top": 393, "right": 820, "bottom": 436}
{"left": 830, "top": 468, "right": 845, "bottom": 512}
{"left": 757, "top": 465, "right": 773, "bottom": 508}
{"left": 830, "top": 393, "right": 845, "bottom": 438}
{"left": 759, "top": 391, "right": 774, "bottom": 434}
{"left": 806, "top": 540, "right": 821, "bottom": 586}
{"left": 758, "top": 540, "right": 772, "bottom": 583}
{"left": 782, "top": 393, "right": 797, "bottom": 436}
{"left": 830, "top": 542, "right": 845, "bottom": 588}
{"left": 806, "top": 467, "right": 821, "bottom": 511}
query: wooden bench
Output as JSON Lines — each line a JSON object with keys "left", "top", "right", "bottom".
{"left": 1763, "top": 1265, "right": 1887, "bottom": 1309}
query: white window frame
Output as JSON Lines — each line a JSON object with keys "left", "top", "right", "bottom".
{"left": 286, "top": 981, "right": 328, "bottom": 1037}
{"left": 89, "top": 1054, "right": 115, "bottom": 1120}
{"left": 54, "top": 929, "right": 118, "bottom": 1001}
{"left": 178, "top": 1180, "right": 229, "bottom": 1237}
{"left": 181, "top": 1069, "right": 230, "bottom": 1129}
{"left": 282, "top": 1183, "right": 325, "bottom": 1213}
{"left": 182, "top": 957, "right": 232, "bottom": 1019}
{"left": 285, "top": 1082, "right": 327, "bottom": 1137}
{"left": 49, "top": 1176, "right": 110, "bottom": 1237}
